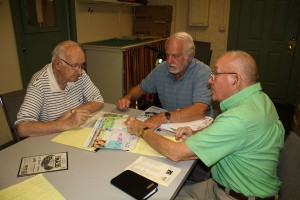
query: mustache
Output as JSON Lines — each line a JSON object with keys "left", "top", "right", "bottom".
{"left": 168, "top": 64, "right": 177, "bottom": 67}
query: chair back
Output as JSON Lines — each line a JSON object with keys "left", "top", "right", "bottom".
{"left": 194, "top": 41, "right": 212, "bottom": 65}
{"left": 277, "top": 131, "right": 300, "bottom": 199}
{"left": 0, "top": 89, "right": 26, "bottom": 142}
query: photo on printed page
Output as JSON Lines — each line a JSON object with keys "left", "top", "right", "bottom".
{"left": 18, "top": 152, "right": 68, "bottom": 177}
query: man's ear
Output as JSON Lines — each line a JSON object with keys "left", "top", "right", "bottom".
{"left": 232, "top": 74, "right": 242, "bottom": 89}
{"left": 53, "top": 58, "right": 61, "bottom": 69}
{"left": 188, "top": 54, "right": 194, "bottom": 62}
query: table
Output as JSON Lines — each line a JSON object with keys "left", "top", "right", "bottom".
{"left": 0, "top": 103, "right": 196, "bottom": 199}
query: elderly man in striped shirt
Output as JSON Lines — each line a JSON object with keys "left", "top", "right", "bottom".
{"left": 16, "top": 40, "right": 104, "bottom": 137}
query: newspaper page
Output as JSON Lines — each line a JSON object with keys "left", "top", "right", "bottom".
{"left": 84, "top": 112, "right": 138, "bottom": 150}
{"left": 18, "top": 152, "right": 68, "bottom": 177}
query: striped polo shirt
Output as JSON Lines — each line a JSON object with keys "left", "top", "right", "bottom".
{"left": 15, "top": 63, "right": 104, "bottom": 124}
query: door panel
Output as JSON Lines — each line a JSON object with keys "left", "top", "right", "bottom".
{"left": 228, "top": 0, "right": 300, "bottom": 102}
{"left": 10, "top": 0, "right": 76, "bottom": 87}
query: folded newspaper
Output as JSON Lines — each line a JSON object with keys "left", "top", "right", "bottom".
{"left": 160, "top": 116, "right": 213, "bottom": 132}
{"left": 136, "top": 106, "right": 167, "bottom": 122}
{"left": 84, "top": 112, "right": 138, "bottom": 150}
{"left": 136, "top": 106, "right": 213, "bottom": 132}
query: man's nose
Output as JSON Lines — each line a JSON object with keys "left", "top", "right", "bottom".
{"left": 76, "top": 67, "right": 83, "bottom": 75}
{"left": 208, "top": 76, "right": 214, "bottom": 84}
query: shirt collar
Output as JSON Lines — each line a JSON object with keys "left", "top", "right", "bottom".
{"left": 220, "top": 83, "right": 262, "bottom": 112}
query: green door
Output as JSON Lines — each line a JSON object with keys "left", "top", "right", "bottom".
{"left": 10, "top": 0, "right": 76, "bottom": 87}
{"left": 228, "top": 0, "right": 300, "bottom": 104}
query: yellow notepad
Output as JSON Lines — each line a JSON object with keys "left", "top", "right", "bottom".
{"left": 129, "top": 136, "right": 180, "bottom": 157}
{"left": 0, "top": 174, "right": 65, "bottom": 200}
{"left": 51, "top": 127, "right": 96, "bottom": 152}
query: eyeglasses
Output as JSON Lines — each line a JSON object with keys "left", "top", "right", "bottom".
{"left": 57, "top": 57, "right": 86, "bottom": 70}
{"left": 210, "top": 71, "right": 238, "bottom": 78}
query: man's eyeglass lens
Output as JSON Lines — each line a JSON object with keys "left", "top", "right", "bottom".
{"left": 58, "top": 57, "right": 86, "bottom": 70}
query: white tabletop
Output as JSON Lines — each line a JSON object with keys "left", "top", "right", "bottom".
{"left": 0, "top": 103, "right": 196, "bottom": 200}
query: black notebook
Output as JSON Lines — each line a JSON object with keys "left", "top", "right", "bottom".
{"left": 111, "top": 170, "right": 158, "bottom": 200}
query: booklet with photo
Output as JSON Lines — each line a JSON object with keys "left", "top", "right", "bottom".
{"left": 18, "top": 152, "right": 68, "bottom": 177}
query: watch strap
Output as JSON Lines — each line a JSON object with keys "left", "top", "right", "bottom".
{"left": 139, "top": 126, "right": 150, "bottom": 138}
{"left": 164, "top": 112, "right": 171, "bottom": 123}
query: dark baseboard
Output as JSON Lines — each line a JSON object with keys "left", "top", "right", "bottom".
{"left": 0, "top": 140, "right": 15, "bottom": 151}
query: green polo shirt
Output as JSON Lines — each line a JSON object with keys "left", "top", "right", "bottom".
{"left": 186, "top": 83, "right": 284, "bottom": 197}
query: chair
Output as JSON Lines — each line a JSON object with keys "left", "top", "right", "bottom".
{"left": 277, "top": 131, "right": 300, "bottom": 200}
{"left": 0, "top": 89, "right": 26, "bottom": 143}
{"left": 194, "top": 41, "right": 212, "bottom": 65}
{"left": 273, "top": 102, "right": 295, "bottom": 138}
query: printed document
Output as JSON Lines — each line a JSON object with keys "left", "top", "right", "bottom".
{"left": 126, "top": 156, "right": 181, "bottom": 186}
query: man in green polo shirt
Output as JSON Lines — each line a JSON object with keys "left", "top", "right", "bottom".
{"left": 126, "top": 50, "right": 284, "bottom": 199}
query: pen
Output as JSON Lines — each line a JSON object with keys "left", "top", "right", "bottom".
{"left": 169, "top": 127, "right": 177, "bottom": 132}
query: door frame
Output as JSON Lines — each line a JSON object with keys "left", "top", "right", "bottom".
{"left": 9, "top": 0, "right": 77, "bottom": 87}
{"left": 227, "top": 0, "right": 300, "bottom": 105}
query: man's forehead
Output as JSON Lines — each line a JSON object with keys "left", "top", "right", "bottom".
{"left": 215, "top": 57, "right": 234, "bottom": 70}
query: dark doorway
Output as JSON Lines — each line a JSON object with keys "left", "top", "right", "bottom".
{"left": 228, "top": 0, "right": 300, "bottom": 105}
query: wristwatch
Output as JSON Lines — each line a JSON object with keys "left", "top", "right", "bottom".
{"left": 164, "top": 112, "right": 171, "bottom": 123}
{"left": 139, "top": 126, "right": 150, "bottom": 138}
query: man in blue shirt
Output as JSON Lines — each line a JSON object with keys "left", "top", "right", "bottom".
{"left": 116, "top": 32, "right": 212, "bottom": 129}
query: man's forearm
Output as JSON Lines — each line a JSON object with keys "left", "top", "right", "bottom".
{"left": 76, "top": 101, "right": 103, "bottom": 113}
{"left": 142, "top": 129, "right": 198, "bottom": 162}
{"left": 17, "top": 120, "right": 71, "bottom": 137}
{"left": 123, "top": 85, "right": 144, "bottom": 101}
{"left": 170, "top": 103, "right": 208, "bottom": 123}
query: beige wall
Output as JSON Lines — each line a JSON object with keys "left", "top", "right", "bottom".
{"left": 149, "top": 0, "right": 230, "bottom": 65}
{"left": 0, "top": 0, "right": 230, "bottom": 146}
{"left": 75, "top": 2, "right": 133, "bottom": 43}
{"left": 0, "top": 1, "right": 23, "bottom": 145}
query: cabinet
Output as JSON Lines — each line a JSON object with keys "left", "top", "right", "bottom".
{"left": 81, "top": 38, "right": 166, "bottom": 104}
{"left": 189, "top": 0, "right": 210, "bottom": 26}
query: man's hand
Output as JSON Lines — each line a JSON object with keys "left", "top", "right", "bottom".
{"left": 125, "top": 117, "right": 148, "bottom": 136}
{"left": 57, "top": 109, "right": 91, "bottom": 129}
{"left": 144, "top": 112, "right": 166, "bottom": 129}
{"left": 116, "top": 98, "right": 131, "bottom": 110}
{"left": 175, "top": 126, "right": 193, "bottom": 140}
